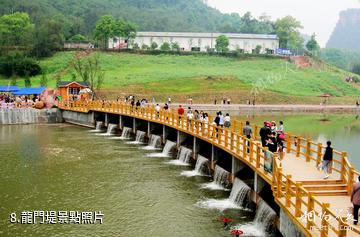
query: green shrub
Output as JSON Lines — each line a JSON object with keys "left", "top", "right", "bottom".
{"left": 0, "top": 52, "right": 42, "bottom": 77}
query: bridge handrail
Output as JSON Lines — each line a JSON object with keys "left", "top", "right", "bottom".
{"left": 59, "top": 100, "right": 360, "bottom": 237}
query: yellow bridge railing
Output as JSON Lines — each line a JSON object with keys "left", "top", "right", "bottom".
{"left": 59, "top": 100, "right": 360, "bottom": 237}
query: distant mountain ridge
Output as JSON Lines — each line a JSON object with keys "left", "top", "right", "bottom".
{"left": 327, "top": 8, "right": 360, "bottom": 51}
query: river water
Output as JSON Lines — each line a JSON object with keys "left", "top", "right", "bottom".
{"left": 0, "top": 124, "right": 254, "bottom": 237}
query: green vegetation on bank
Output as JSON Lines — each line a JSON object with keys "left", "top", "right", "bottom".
{"left": 1, "top": 51, "right": 359, "bottom": 103}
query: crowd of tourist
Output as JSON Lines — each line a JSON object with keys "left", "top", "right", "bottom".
{"left": 0, "top": 93, "right": 41, "bottom": 108}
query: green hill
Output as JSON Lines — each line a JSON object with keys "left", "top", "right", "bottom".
{"left": 1, "top": 51, "right": 359, "bottom": 104}
{"left": 0, "top": 0, "right": 274, "bottom": 40}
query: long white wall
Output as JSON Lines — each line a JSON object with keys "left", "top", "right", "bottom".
{"left": 109, "top": 32, "right": 279, "bottom": 54}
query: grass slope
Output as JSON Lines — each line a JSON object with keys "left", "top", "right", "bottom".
{"left": 1, "top": 51, "right": 359, "bottom": 103}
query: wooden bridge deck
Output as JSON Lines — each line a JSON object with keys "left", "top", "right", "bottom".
{"left": 59, "top": 101, "right": 360, "bottom": 237}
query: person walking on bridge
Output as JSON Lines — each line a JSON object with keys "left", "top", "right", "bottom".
{"left": 260, "top": 122, "right": 271, "bottom": 147}
{"left": 351, "top": 176, "right": 360, "bottom": 225}
{"left": 177, "top": 105, "right": 185, "bottom": 125}
{"left": 320, "top": 141, "right": 333, "bottom": 179}
{"left": 243, "top": 121, "right": 252, "bottom": 153}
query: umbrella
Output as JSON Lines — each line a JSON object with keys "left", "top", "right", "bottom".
{"left": 79, "top": 88, "right": 92, "bottom": 94}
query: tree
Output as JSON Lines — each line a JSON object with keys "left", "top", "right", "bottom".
{"left": 24, "top": 74, "right": 31, "bottom": 88}
{"left": 352, "top": 63, "right": 360, "bottom": 75}
{"left": 150, "top": 42, "right": 158, "bottom": 50}
{"left": 69, "top": 34, "right": 87, "bottom": 42}
{"left": 254, "top": 45, "right": 262, "bottom": 54}
{"left": 141, "top": 44, "right": 149, "bottom": 50}
{"left": 0, "top": 12, "right": 34, "bottom": 47}
{"left": 171, "top": 42, "right": 180, "bottom": 51}
{"left": 72, "top": 54, "right": 105, "bottom": 93}
{"left": 215, "top": 35, "right": 229, "bottom": 53}
{"left": 275, "top": 16, "right": 304, "bottom": 49}
{"left": 32, "top": 20, "right": 64, "bottom": 58}
{"left": 122, "top": 22, "right": 137, "bottom": 47}
{"left": 160, "top": 42, "right": 171, "bottom": 51}
{"left": 40, "top": 70, "right": 48, "bottom": 87}
{"left": 132, "top": 43, "right": 140, "bottom": 50}
{"left": 306, "top": 33, "right": 320, "bottom": 55}
{"left": 10, "top": 76, "right": 17, "bottom": 86}
{"left": 94, "top": 15, "right": 116, "bottom": 49}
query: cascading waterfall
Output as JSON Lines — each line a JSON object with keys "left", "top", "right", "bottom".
{"left": 181, "top": 155, "right": 209, "bottom": 177}
{"left": 213, "top": 165, "right": 230, "bottom": 187}
{"left": 254, "top": 200, "right": 277, "bottom": 232}
{"left": 142, "top": 135, "right": 162, "bottom": 150}
{"left": 104, "top": 123, "right": 118, "bottom": 135}
{"left": 229, "top": 178, "right": 251, "bottom": 207}
{"left": 119, "top": 127, "right": 132, "bottom": 139}
{"left": 135, "top": 131, "right": 146, "bottom": 143}
{"left": 197, "top": 177, "right": 251, "bottom": 211}
{"left": 200, "top": 165, "right": 230, "bottom": 190}
{"left": 96, "top": 121, "right": 104, "bottom": 131}
{"left": 146, "top": 140, "right": 176, "bottom": 158}
{"left": 167, "top": 146, "right": 192, "bottom": 166}
{"left": 127, "top": 130, "right": 146, "bottom": 145}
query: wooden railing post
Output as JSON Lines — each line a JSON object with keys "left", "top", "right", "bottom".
{"left": 306, "top": 195, "right": 315, "bottom": 230}
{"left": 285, "top": 175, "right": 292, "bottom": 207}
{"left": 306, "top": 139, "right": 311, "bottom": 162}
{"left": 256, "top": 144, "right": 261, "bottom": 168}
{"left": 317, "top": 143, "right": 323, "bottom": 166}
{"left": 232, "top": 120, "right": 237, "bottom": 133}
{"left": 254, "top": 125, "right": 258, "bottom": 140}
{"left": 217, "top": 127, "right": 221, "bottom": 144}
{"left": 320, "top": 203, "right": 330, "bottom": 237}
{"left": 348, "top": 168, "right": 354, "bottom": 195}
{"left": 242, "top": 137, "right": 247, "bottom": 159}
{"left": 286, "top": 133, "right": 292, "bottom": 153}
{"left": 230, "top": 132, "right": 234, "bottom": 151}
{"left": 249, "top": 140, "right": 254, "bottom": 163}
{"left": 340, "top": 152, "right": 347, "bottom": 182}
{"left": 277, "top": 166, "right": 282, "bottom": 198}
{"left": 296, "top": 137, "right": 301, "bottom": 157}
{"left": 338, "top": 219, "right": 347, "bottom": 237}
{"left": 225, "top": 129, "right": 229, "bottom": 148}
{"left": 295, "top": 182, "right": 302, "bottom": 217}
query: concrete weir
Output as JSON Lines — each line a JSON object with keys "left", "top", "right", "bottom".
{"left": 59, "top": 109, "right": 307, "bottom": 237}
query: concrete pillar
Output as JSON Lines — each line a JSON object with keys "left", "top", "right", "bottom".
{"left": 162, "top": 125, "right": 166, "bottom": 143}
{"left": 211, "top": 144, "right": 215, "bottom": 170}
{"left": 231, "top": 156, "right": 235, "bottom": 183}
{"left": 119, "top": 115, "right": 123, "bottom": 129}
{"left": 147, "top": 121, "right": 151, "bottom": 137}
{"left": 133, "top": 118, "right": 136, "bottom": 133}
{"left": 91, "top": 112, "right": 95, "bottom": 126}
{"left": 177, "top": 130, "right": 180, "bottom": 147}
{"left": 105, "top": 113, "right": 108, "bottom": 127}
{"left": 254, "top": 173, "right": 266, "bottom": 194}
{"left": 193, "top": 137, "right": 197, "bottom": 159}
{"left": 254, "top": 173, "right": 258, "bottom": 193}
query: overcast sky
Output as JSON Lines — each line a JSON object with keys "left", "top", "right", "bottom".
{"left": 207, "top": 0, "right": 360, "bottom": 47}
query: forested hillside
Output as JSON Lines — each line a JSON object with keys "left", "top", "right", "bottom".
{"left": 327, "top": 9, "right": 360, "bottom": 51}
{"left": 321, "top": 48, "right": 360, "bottom": 71}
{"left": 0, "top": 0, "right": 274, "bottom": 40}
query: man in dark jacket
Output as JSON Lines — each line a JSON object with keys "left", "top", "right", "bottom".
{"left": 351, "top": 176, "right": 360, "bottom": 225}
{"left": 260, "top": 122, "right": 271, "bottom": 147}
{"left": 321, "top": 141, "right": 333, "bottom": 179}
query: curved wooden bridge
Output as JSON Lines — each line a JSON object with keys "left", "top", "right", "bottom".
{"left": 59, "top": 100, "right": 360, "bottom": 237}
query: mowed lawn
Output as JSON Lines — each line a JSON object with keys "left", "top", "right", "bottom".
{"left": 1, "top": 51, "right": 359, "bottom": 98}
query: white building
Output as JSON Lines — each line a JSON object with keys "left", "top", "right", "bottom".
{"left": 109, "top": 31, "right": 279, "bottom": 54}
